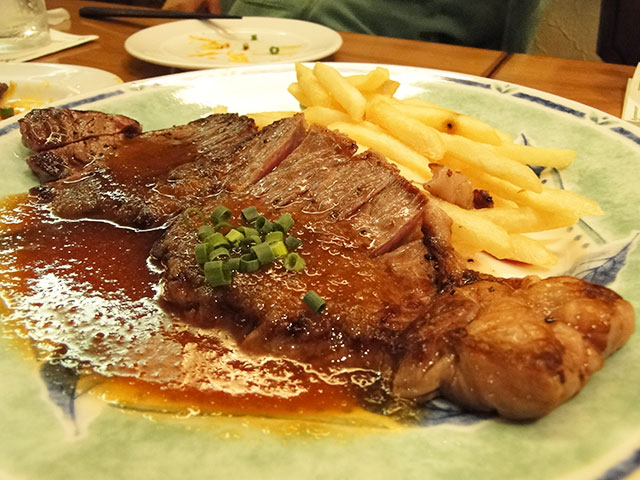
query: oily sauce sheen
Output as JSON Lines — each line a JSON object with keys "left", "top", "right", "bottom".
{"left": 0, "top": 194, "right": 384, "bottom": 416}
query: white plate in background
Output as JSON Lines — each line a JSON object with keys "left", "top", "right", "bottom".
{"left": 124, "top": 17, "right": 343, "bottom": 70}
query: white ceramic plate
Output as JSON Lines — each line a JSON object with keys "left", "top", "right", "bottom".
{"left": 0, "top": 64, "right": 639, "bottom": 480}
{"left": 124, "top": 17, "right": 343, "bottom": 70}
{"left": 0, "top": 62, "right": 122, "bottom": 116}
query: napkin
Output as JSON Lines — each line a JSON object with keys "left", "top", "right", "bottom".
{"left": 622, "top": 62, "right": 640, "bottom": 126}
{"left": 0, "top": 9, "right": 98, "bottom": 63}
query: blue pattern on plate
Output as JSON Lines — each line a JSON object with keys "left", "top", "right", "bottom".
{"left": 512, "top": 92, "right": 586, "bottom": 118}
{"left": 596, "top": 448, "right": 640, "bottom": 480}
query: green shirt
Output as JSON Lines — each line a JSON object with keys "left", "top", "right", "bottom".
{"left": 221, "top": 0, "right": 548, "bottom": 52}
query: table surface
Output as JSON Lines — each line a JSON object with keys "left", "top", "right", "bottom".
{"left": 40, "top": 0, "right": 635, "bottom": 117}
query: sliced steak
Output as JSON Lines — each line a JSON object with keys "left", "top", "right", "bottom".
{"left": 19, "top": 108, "right": 143, "bottom": 152}
{"left": 152, "top": 124, "right": 634, "bottom": 420}
{"left": 31, "top": 112, "right": 261, "bottom": 228}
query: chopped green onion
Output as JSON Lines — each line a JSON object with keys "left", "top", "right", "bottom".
{"left": 209, "top": 247, "right": 231, "bottom": 261}
{"left": 225, "top": 228, "right": 245, "bottom": 244}
{"left": 237, "top": 226, "right": 259, "bottom": 238}
{"left": 274, "top": 213, "right": 294, "bottom": 233}
{"left": 204, "top": 260, "right": 233, "bottom": 287}
{"left": 184, "top": 207, "right": 207, "bottom": 224}
{"left": 0, "top": 106, "right": 15, "bottom": 119}
{"left": 265, "top": 231, "right": 283, "bottom": 244}
{"left": 195, "top": 243, "right": 209, "bottom": 264}
{"left": 270, "top": 241, "right": 288, "bottom": 258}
{"left": 258, "top": 219, "right": 273, "bottom": 234}
{"left": 242, "top": 42, "right": 249, "bottom": 50}
{"left": 210, "top": 205, "right": 232, "bottom": 224}
{"left": 214, "top": 221, "right": 232, "bottom": 232}
{"left": 241, "top": 234, "right": 262, "bottom": 251}
{"left": 241, "top": 206, "right": 260, "bottom": 223}
{"left": 303, "top": 290, "right": 326, "bottom": 313}
{"left": 284, "top": 252, "right": 306, "bottom": 271}
{"left": 204, "top": 232, "right": 229, "bottom": 249}
{"left": 239, "top": 253, "right": 260, "bottom": 273}
{"left": 251, "top": 242, "right": 276, "bottom": 265}
{"left": 285, "top": 235, "right": 302, "bottom": 251}
{"left": 269, "top": 46, "right": 280, "bottom": 54}
{"left": 198, "top": 225, "right": 216, "bottom": 240}
{"left": 224, "top": 257, "right": 241, "bottom": 272}
{"left": 251, "top": 34, "right": 257, "bottom": 41}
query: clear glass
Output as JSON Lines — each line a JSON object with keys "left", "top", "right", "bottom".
{"left": 0, "top": 0, "right": 50, "bottom": 54}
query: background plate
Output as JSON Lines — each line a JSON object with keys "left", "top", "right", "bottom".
{"left": 0, "top": 64, "right": 638, "bottom": 480}
{"left": 124, "top": 17, "right": 343, "bottom": 69}
{"left": 0, "top": 62, "right": 122, "bottom": 115}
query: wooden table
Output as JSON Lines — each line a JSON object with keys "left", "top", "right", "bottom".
{"left": 41, "top": 0, "right": 635, "bottom": 117}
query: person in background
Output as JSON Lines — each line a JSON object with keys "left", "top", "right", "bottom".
{"left": 161, "top": 0, "right": 548, "bottom": 53}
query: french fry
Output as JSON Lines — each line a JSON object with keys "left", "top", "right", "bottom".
{"left": 329, "top": 121, "right": 433, "bottom": 181}
{"left": 287, "top": 82, "right": 312, "bottom": 107}
{"left": 347, "top": 67, "right": 390, "bottom": 92}
{"left": 393, "top": 99, "right": 504, "bottom": 145}
{"left": 295, "top": 63, "right": 341, "bottom": 109}
{"left": 247, "top": 111, "right": 296, "bottom": 129}
{"left": 313, "top": 62, "right": 367, "bottom": 121}
{"left": 441, "top": 134, "right": 543, "bottom": 193}
{"left": 509, "top": 233, "right": 558, "bottom": 267}
{"left": 378, "top": 80, "right": 400, "bottom": 97}
{"left": 476, "top": 206, "right": 578, "bottom": 233}
{"left": 302, "top": 106, "right": 351, "bottom": 127}
{"left": 428, "top": 194, "right": 514, "bottom": 259}
{"left": 494, "top": 143, "right": 576, "bottom": 169}
{"left": 282, "top": 62, "right": 600, "bottom": 268}
{"left": 365, "top": 95, "right": 445, "bottom": 161}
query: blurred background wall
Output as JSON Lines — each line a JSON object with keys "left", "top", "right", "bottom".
{"left": 529, "top": 0, "right": 602, "bottom": 61}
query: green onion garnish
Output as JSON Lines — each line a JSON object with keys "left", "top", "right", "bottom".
{"left": 269, "top": 46, "right": 280, "bottom": 54}
{"left": 204, "top": 232, "right": 229, "bottom": 249}
{"left": 265, "top": 231, "right": 284, "bottom": 244}
{"left": 251, "top": 242, "right": 275, "bottom": 265}
{"left": 270, "top": 241, "right": 288, "bottom": 258}
{"left": 0, "top": 106, "right": 15, "bottom": 119}
{"left": 239, "top": 253, "right": 260, "bottom": 273}
{"left": 209, "top": 247, "right": 231, "bottom": 261}
{"left": 195, "top": 243, "right": 209, "bottom": 264}
{"left": 251, "top": 34, "right": 257, "bottom": 41}
{"left": 258, "top": 219, "right": 273, "bottom": 234}
{"left": 198, "top": 224, "right": 216, "bottom": 240}
{"left": 241, "top": 206, "right": 260, "bottom": 223}
{"left": 225, "top": 257, "right": 241, "bottom": 272}
{"left": 303, "top": 290, "right": 325, "bottom": 313}
{"left": 214, "top": 221, "right": 232, "bottom": 232}
{"left": 285, "top": 235, "right": 302, "bottom": 251}
{"left": 184, "top": 207, "right": 208, "bottom": 224}
{"left": 284, "top": 253, "right": 305, "bottom": 271}
{"left": 242, "top": 42, "right": 249, "bottom": 50}
{"left": 204, "top": 260, "right": 233, "bottom": 287}
{"left": 237, "top": 226, "right": 259, "bottom": 238}
{"left": 225, "top": 228, "right": 245, "bottom": 244}
{"left": 210, "top": 205, "right": 232, "bottom": 224}
{"left": 274, "top": 213, "right": 294, "bottom": 233}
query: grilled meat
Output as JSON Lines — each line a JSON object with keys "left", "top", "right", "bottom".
{"left": 19, "top": 107, "right": 143, "bottom": 152}
{"left": 19, "top": 108, "right": 636, "bottom": 419}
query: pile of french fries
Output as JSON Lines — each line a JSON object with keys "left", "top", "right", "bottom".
{"left": 250, "top": 62, "right": 603, "bottom": 267}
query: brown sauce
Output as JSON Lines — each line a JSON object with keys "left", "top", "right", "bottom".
{"left": 0, "top": 194, "right": 379, "bottom": 416}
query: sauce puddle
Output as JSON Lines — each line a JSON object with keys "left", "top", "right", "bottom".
{"left": 0, "top": 194, "right": 386, "bottom": 418}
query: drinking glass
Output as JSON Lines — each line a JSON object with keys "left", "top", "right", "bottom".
{"left": 0, "top": 0, "right": 50, "bottom": 54}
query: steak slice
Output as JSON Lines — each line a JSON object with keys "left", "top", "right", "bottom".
{"left": 26, "top": 133, "right": 128, "bottom": 183}
{"left": 30, "top": 112, "right": 261, "bottom": 228}
{"left": 19, "top": 108, "right": 143, "bottom": 152}
{"left": 152, "top": 125, "right": 634, "bottom": 420}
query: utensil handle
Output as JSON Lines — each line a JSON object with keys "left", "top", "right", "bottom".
{"left": 78, "top": 6, "right": 241, "bottom": 20}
